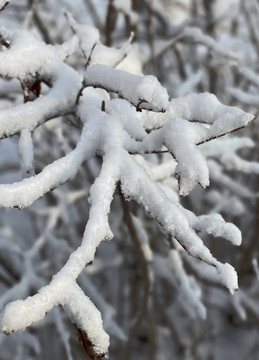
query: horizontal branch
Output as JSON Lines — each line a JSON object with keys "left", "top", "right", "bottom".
{"left": 84, "top": 64, "right": 169, "bottom": 112}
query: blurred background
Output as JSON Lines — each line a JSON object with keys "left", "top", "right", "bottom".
{"left": 1, "top": 0, "right": 259, "bottom": 359}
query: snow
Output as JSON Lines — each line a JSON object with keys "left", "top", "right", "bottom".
{"left": 63, "top": 283, "right": 110, "bottom": 356}
{"left": 133, "top": 155, "right": 177, "bottom": 183}
{"left": 67, "top": 12, "right": 133, "bottom": 68}
{"left": 135, "top": 93, "right": 255, "bottom": 195}
{"left": 0, "top": 78, "right": 251, "bottom": 354}
{"left": 194, "top": 214, "right": 242, "bottom": 246}
{"left": 0, "top": 73, "right": 74, "bottom": 137}
{"left": 85, "top": 64, "right": 169, "bottom": 111}
{"left": 140, "top": 92, "right": 254, "bottom": 130}
{"left": 0, "top": 120, "right": 97, "bottom": 208}
{"left": 1, "top": 281, "right": 110, "bottom": 355}
{"left": 18, "top": 129, "right": 34, "bottom": 178}
{"left": 0, "top": 9, "right": 257, "bottom": 356}
{"left": 0, "top": 29, "right": 63, "bottom": 79}
{"left": 106, "top": 99, "right": 146, "bottom": 141}
{"left": 119, "top": 149, "right": 238, "bottom": 293}
{"left": 217, "top": 263, "right": 238, "bottom": 294}
{"left": 66, "top": 12, "right": 100, "bottom": 58}
{"left": 79, "top": 276, "right": 126, "bottom": 341}
{"left": 164, "top": 118, "right": 209, "bottom": 196}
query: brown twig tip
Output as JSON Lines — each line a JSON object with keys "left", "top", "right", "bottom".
{"left": 13, "top": 205, "right": 22, "bottom": 210}
{"left": 74, "top": 324, "right": 107, "bottom": 360}
{"left": 0, "top": 1, "right": 9, "bottom": 12}
{"left": 136, "top": 99, "right": 148, "bottom": 112}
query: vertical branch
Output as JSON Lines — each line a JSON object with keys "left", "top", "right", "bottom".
{"left": 202, "top": 0, "right": 215, "bottom": 35}
{"left": 173, "top": 45, "right": 187, "bottom": 81}
{"left": 119, "top": 189, "right": 153, "bottom": 360}
{"left": 241, "top": 0, "right": 259, "bottom": 57}
{"left": 84, "top": 0, "right": 103, "bottom": 32}
{"left": 105, "top": 0, "right": 117, "bottom": 46}
{"left": 147, "top": 297, "right": 157, "bottom": 360}
{"left": 28, "top": 0, "right": 52, "bottom": 44}
{"left": 238, "top": 198, "right": 259, "bottom": 283}
{"left": 18, "top": 78, "right": 40, "bottom": 178}
{"left": 146, "top": 0, "right": 155, "bottom": 61}
{"left": 202, "top": 0, "right": 218, "bottom": 94}
{"left": 131, "top": 0, "right": 138, "bottom": 39}
{"left": 153, "top": 290, "right": 187, "bottom": 356}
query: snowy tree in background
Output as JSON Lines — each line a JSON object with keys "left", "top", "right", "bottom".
{"left": 0, "top": 1, "right": 259, "bottom": 359}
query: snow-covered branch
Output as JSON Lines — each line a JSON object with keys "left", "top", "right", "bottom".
{"left": 0, "top": 5, "right": 257, "bottom": 359}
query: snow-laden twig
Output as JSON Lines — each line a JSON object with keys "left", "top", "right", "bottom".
{"left": 135, "top": 94, "right": 255, "bottom": 195}
{"left": 85, "top": 64, "right": 169, "bottom": 112}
